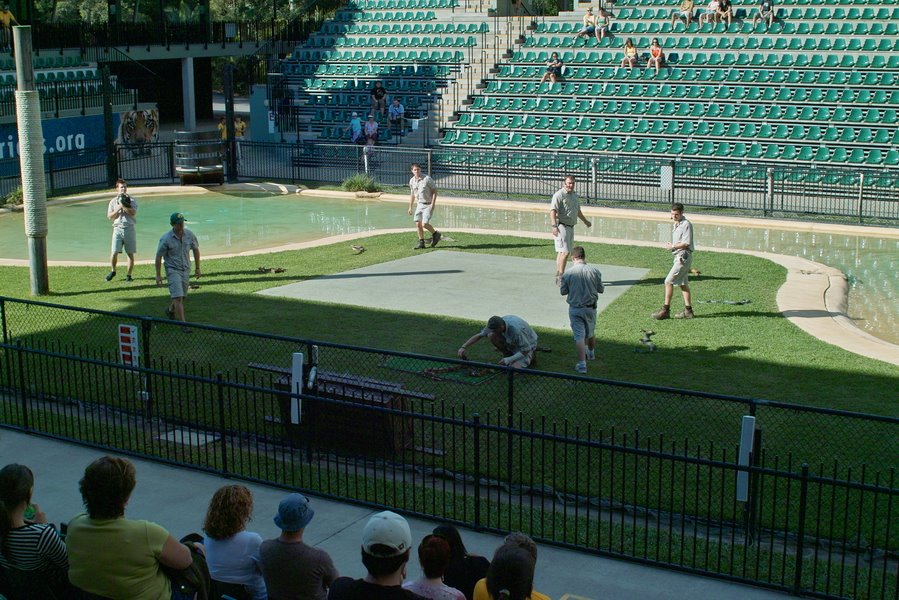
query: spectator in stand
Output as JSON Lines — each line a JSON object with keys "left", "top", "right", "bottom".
{"left": 66, "top": 456, "right": 194, "bottom": 599}
{"left": 0, "top": 464, "right": 70, "bottom": 597}
{"left": 0, "top": 4, "right": 18, "bottom": 51}
{"left": 472, "top": 533, "right": 549, "bottom": 600}
{"left": 259, "top": 493, "right": 338, "bottom": 600}
{"left": 539, "top": 52, "right": 563, "bottom": 84}
{"left": 328, "top": 510, "right": 426, "bottom": 599}
{"left": 346, "top": 112, "right": 364, "bottom": 144}
{"left": 573, "top": 7, "right": 595, "bottom": 40}
{"left": 402, "top": 535, "right": 466, "bottom": 599}
{"left": 370, "top": 80, "right": 388, "bottom": 116}
{"left": 620, "top": 38, "right": 638, "bottom": 68}
{"left": 203, "top": 484, "right": 267, "bottom": 599}
{"left": 647, "top": 38, "right": 666, "bottom": 75}
{"left": 698, "top": 0, "right": 720, "bottom": 24}
{"left": 364, "top": 114, "right": 380, "bottom": 145}
{"left": 717, "top": 0, "right": 733, "bottom": 26}
{"left": 752, "top": 0, "right": 775, "bottom": 27}
{"left": 594, "top": 8, "right": 613, "bottom": 42}
{"left": 433, "top": 525, "right": 489, "bottom": 600}
{"left": 389, "top": 98, "right": 406, "bottom": 134}
{"left": 670, "top": 0, "right": 694, "bottom": 26}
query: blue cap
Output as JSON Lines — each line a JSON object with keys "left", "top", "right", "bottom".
{"left": 274, "top": 494, "right": 314, "bottom": 532}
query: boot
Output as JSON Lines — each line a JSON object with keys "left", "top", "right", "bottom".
{"left": 675, "top": 306, "right": 694, "bottom": 319}
{"left": 651, "top": 306, "right": 670, "bottom": 320}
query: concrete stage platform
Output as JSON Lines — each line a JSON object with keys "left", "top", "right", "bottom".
{"left": 257, "top": 250, "right": 649, "bottom": 331}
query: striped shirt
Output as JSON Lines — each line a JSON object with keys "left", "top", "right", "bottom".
{"left": 0, "top": 523, "right": 68, "bottom": 573}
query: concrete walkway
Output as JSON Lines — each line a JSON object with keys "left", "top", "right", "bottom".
{"left": 1, "top": 428, "right": 788, "bottom": 600}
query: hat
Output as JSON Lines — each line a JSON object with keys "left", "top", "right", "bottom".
{"left": 362, "top": 511, "right": 411, "bottom": 557}
{"left": 487, "top": 316, "right": 505, "bottom": 331}
{"left": 273, "top": 493, "right": 314, "bottom": 532}
{"left": 352, "top": 111, "right": 358, "bottom": 117}
{"left": 170, "top": 212, "right": 186, "bottom": 225}
{"left": 368, "top": 114, "right": 375, "bottom": 119}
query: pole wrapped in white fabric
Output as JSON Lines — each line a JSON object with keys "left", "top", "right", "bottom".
{"left": 15, "top": 89, "right": 48, "bottom": 238}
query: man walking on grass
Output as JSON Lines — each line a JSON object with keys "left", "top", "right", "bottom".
{"left": 105, "top": 179, "right": 137, "bottom": 282}
{"left": 408, "top": 163, "right": 442, "bottom": 250}
{"left": 652, "top": 203, "right": 695, "bottom": 320}
{"left": 561, "top": 246, "right": 604, "bottom": 374}
{"left": 550, "top": 175, "right": 592, "bottom": 286}
{"left": 155, "top": 212, "right": 200, "bottom": 329}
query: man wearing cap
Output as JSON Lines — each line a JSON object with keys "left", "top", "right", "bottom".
{"left": 155, "top": 212, "right": 201, "bottom": 327}
{"left": 328, "top": 510, "right": 427, "bottom": 599}
{"left": 457, "top": 315, "right": 539, "bottom": 369}
{"left": 550, "top": 175, "right": 592, "bottom": 286}
{"left": 105, "top": 179, "right": 138, "bottom": 282}
{"left": 260, "top": 494, "right": 338, "bottom": 600}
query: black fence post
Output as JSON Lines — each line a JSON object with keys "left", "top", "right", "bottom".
{"left": 15, "top": 341, "right": 29, "bottom": 431}
{"left": 140, "top": 318, "right": 153, "bottom": 419}
{"left": 0, "top": 298, "right": 7, "bottom": 343}
{"left": 792, "top": 463, "right": 810, "bottom": 595}
{"left": 216, "top": 372, "right": 229, "bottom": 476}
{"left": 507, "top": 369, "right": 514, "bottom": 487}
{"left": 473, "top": 412, "right": 481, "bottom": 529}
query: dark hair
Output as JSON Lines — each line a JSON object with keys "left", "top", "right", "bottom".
{"left": 362, "top": 546, "right": 410, "bottom": 577}
{"left": 115, "top": 178, "right": 126, "bottom": 186}
{"left": 503, "top": 531, "right": 538, "bottom": 561}
{"left": 672, "top": 202, "right": 685, "bottom": 213}
{"left": 0, "top": 464, "right": 34, "bottom": 544}
{"left": 571, "top": 246, "right": 586, "bottom": 260}
{"left": 411, "top": 163, "right": 422, "bottom": 169}
{"left": 432, "top": 524, "right": 467, "bottom": 562}
{"left": 418, "top": 535, "right": 452, "bottom": 579}
{"left": 79, "top": 456, "right": 136, "bottom": 519}
{"left": 203, "top": 485, "right": 253, "bottom": 540}
{"left": 486, "top": 545, "right": 535, "bottom": 600}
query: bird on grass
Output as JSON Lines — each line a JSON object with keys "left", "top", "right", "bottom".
{"left": 635, "top": 329, "right": 656, "bottom": 353}
{"left": 351, "top": 245, "right": 366, "bottom": 254}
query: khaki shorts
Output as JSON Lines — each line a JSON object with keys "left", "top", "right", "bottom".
{"left": 413, "top": 203, "right": 433, "bottom": 224}
{"left": 665, "top": 251, "right": 693, "bottom": 286}
{"left": 166, "top": 269, "right": 190, "bottom": 299}
{"left": 111, "top": 227, "right": 137, "bottom": 255}
{"left": 553, "top": 223, "right": 575, "bottom": 254}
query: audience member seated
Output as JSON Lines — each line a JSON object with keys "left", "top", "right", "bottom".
{"left": 752, "top": 0, "right": 775, "bottom": 27}
{"left": 433, "top": 525, "right": 489, "bottom": 600}
{"left": 573, "top": 7, "right": 595, "bottom": 40}
{"left": 66, "top": 456, "right": 194, "bottom": 600}
{"left": 647, "top": 38, "right": 666, "bottom": 75}
{"left": 370, "top": 81, "right": 387, "bottom": 116}
{"left": 539, "top": 52, "right": 563, "bottom": 84}
{"left": 717, "top": 0, "right": 733, "bottom": 26}
{"left": 203, "top": 484, "right": 267, "bottom": 600}
{"left": 402, "top": 535, "right": 465, "bottom": 599}
{"left": 620, "top": 38, "right": 638, "bottom": 68}
{"left": 328, "top": 510, "right": 426, "bottom": 599}
{"left": 594, "top": 9, "right": 613, "bottom": 42}
{"left": 0, "top": 463, "right": 70, "bottom": 598}
{"left": 698, "top": 0, "right": 720, "bottom": 25}
{"left": 472, "top": 533, "right": 549, "bottom": 600}
{"left": 364, "top": 114, "right": 380, "bottom": 145}
{"left": 670, "top": 0, "right": 694, "bottom": 27}
{"left": 346, "top": 112, "right": 363, "bottom": 144}
{"left": 389, "top": 99, "right": 406, "bottom": 134}
{"left": 259, "top": 493, "right": 338, "bottom": 600}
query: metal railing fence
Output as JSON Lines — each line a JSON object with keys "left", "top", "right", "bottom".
{"left": 0, "top": 300, "right": 896, "bottom": 599}
{"left": 0, "top": 141, "right": 896, "bottom": 222}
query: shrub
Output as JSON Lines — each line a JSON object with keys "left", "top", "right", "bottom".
{"left": 1, "top": 186, "right": 22, "bottom": 207}
{"left": 342, "top": 173, "right": 380, "bottom": 193}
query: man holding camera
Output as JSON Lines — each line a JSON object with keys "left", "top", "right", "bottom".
{"left": 106, "top": 179, "right": 138, "bottom": 282}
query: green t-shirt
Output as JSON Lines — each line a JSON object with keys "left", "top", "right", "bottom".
{"left": 67, "top": 513, "right": 172, "bottom": 600}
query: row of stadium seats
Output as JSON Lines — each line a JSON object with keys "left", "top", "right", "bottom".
{"left": 0, "top": 55, "right": 85, "bottom": 71}
{"left": 306, "top": 93, "right": 424, "bottom": 108}
{"left": 305, "top": 35, "right": 479, "bottom": 48}
{"left": 511, "top": 50, "right": 899, "bottom": 69}
{"left": 347, "top": 0, "right": 457, "bottom": 9}
{"left": 607, "top": 0, "right": 893, "bottom": 6}
{"left": 453, "top": 113, "right": 898, "bottom": 145}
{"left": 498, "top": 65, "right": 899, "bottom": 87}
{"left": 297, "top": 78, "right": 438, "bottom": 92}
{"left": 333, "top": 10, "right": 436, "bottom": 21}
{"left": 439, "top": 131, "right": 899, "bottom": 165}
{"left": 609, "top": 5, "right": 899, "bottom": 19}
{"left": 320, "top": 22, "right": 488, "bottom": 35}
{"left": 524, "top": 34, "right": 899, "bottom": 52}
{"left": 292, "top": 49, "right": 466, "bottom": 62}
{"left": 536, "top": 20, "right": 898, "bottom": 36}
{"left": 280, "top": 62, "right": 453, "bottom": 78}
{"left": 483, "top": 81, "right": 899, "bottom": 105}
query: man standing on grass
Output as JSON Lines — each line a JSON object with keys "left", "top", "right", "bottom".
{"left": 408, "top": 163, "right": 441, "bottom": 250}
{"left": 550, "top": 175, "right": 592, "bottom": 286}
{"left": 105, "top": 179, "right": 138, "bottom": 282}
{"left": 652, "top": 203, "right": 695, "bottom": 320}
{"left": 560, "top": 246, "right": 604, "bottom": 374}
{"left": 155, "top": 212, "right": 200, "bottom": 329}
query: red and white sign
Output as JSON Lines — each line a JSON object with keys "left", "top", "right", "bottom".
{"left": 118, "top": 324, "right": 139, "bottom": 368}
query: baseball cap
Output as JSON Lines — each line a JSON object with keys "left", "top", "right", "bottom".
{"left": 352, "top": 111, "right": 358, "bottom": 117}
{"left": 487, "top": 316, "right": 505, "bottom": 331}
{"left": 362, "top": 511, "right": 412, "bottom": 557}
{"left": 170, "top": 212, "right": 186, "bottom": 225}
{"left": 273, "top": 493, "right": 314, "bottom": 532}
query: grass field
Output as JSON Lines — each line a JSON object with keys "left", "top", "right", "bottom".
{"left": 1, "top": 232, "right": 896, "bottom": 415}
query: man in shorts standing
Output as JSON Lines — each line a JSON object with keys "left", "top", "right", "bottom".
{"left": 408, "top": 163, "right": 441, "bottom": 250}
{"left": 550, "top": 175, "right": 592, "bottom": 286}
{"left": 155, "top": 213, "right": 201, "bottom": 327}
{"left": 105, "top": 179, "right": 138, "bottom": 282}
{"left": 560, "top": 246, "right": 604, "bottom": 374}
{"left": 652, "top": 203, "right": 695, "bottom": 320}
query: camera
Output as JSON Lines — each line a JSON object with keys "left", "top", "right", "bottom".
{"left": 119, "top": 193, "right": 132, "bottom": 208}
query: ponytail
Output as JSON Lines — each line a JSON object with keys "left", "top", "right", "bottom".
{"left": 0, "top": 464, "right": 35, "bottom": 549}
{"left": 498, "top": 590, "right": 511, "bottom": 600}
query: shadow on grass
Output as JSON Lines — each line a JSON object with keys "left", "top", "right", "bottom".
{"left": 458, "top": 242, "right": 545, "bottom": 250}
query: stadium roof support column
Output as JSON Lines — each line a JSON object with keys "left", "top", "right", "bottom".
{"left": 182, "top": 57, "right": 197, "bottom": 131}
{"left": 13, "top": 26, "right": 49, "bottom": 295}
